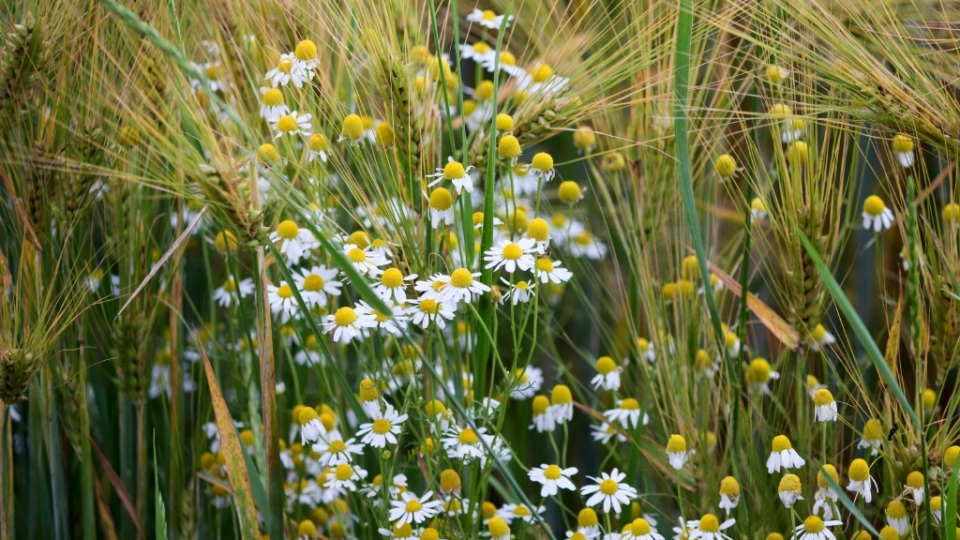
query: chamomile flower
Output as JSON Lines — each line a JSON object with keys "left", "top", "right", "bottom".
{"left": 428, "top": 188, "right": 456, "bottom": 228}
{"left": 508, "top": 366, "right": 543, "bottom": 399}
{"left": 306, "top": 133, "right": 331, "bottom": 162}
{"left": 891, "top": 134, "right": 915, "bottom": 168}
{"left": 529, "top": 464, "right": 578, "bottom": 497}
{"left": 214, "top": 276, "right": 254, "bottom": 308}
{"left": 591, "top": 422, "right": 627, "bottom": 444}
{"left": 375, "top": 268, "right": 418, "bottom": 304}
{"left": 577, "top": 508, "right": 601, "bottom": 537}
{"left": 931, "top": 496, "right": 943, "bottom": 524}
{"left": 323, "top": 305, "right": 378, "bottom": 343}
{"left": 498, "top": 504, "right": 545, "bottom": 525}
{"left": 294, "top": 266, "right": 341, "bottom": 307}
{"left": 592, "top": 356, "right": 622, "bottom": 391}
{"left": 442, "top": 425, "right": 492, "bottom": 464}
{"left": 487, "top": 517, "right": 511, "bottom": 540}
{"left": 466, "top": 8, "right": 513, "bottom": 30}
{"left": 329, "top": 463, "right": 367, "bottom": 492}
{"left": 622, "top": 518, "right": 664, "bottom": 540}
{"left": 861, "top": 196, "right": 894, "bottom": 232}
{"left": 686, "top": 514, "right": 734, "bottom": 540}
{"left": 428, "top": 157, "right": 475, "bottom": 194}
{"left": 460, "top": 41, "right": 494, "bottom": 63}
{"left": 271, "top": 220, "right": 319, "bottom": 265}
{"left": 714, "top": 154, "right": 739, "bottom": 180}
{"left": 813, "top": 465, "right": 840, "bottom": 519}
{"left": 356, "top": 300, "right": 409, "bottom": 336}
{"left": 530, "top": 396, "right": 555, "bottom": 433}
{"left": 485, "top": 238, "right": 536, "bottom": 273}
{"left": 767, "top": 435, "right": 805, "bottom": 473}
{"left": 344, "top": 243, "right": 389, "bottom": 276}
{"left": 294, "top": 335, "right": 322, "bottom": 367}
{"left": 778, "top": 474, "right": 804, "bottom": 508}
{"left": 298, "top": 407, "right": 326, "bottom": 444}
{"left": 356, "top": 405, "right": 407, "bottom": 448}
{"left": 314, "top": 438, "right": 363, "bottom": 467}
{"left": 509, "top": 63, "right": 569, "bottom": 96}
{"left": 780, "top": 117, "right": 805, "bottom": 144}
{"left": 378, "top": 523, "right": 419, "bottom": 540}
{"left": 441, "top": 268, "right": 490, "bottom": 304}
{"left": 904, "top": 471, "right": 926, "bottom": 504}
{"left": 272, "top": 111, "right": 312, "bottom": 139}
{"left": 846, "top": 458, "right": 878, "bottom": 503}
{"left": 407, "top": 296, "right": 456, "bottom": 329}
{"left": 549, "top": 384, "right": 575, "bottom": 424}
{"left": 267, "top": 281, "right": 299, "bottom": 320}
{"left": 718, "top": 477, "right": 740, "bottom": 515}
{"left": 857, "top": 418, "right": 884, "bottom": 456}
{"left": 793, "top": 516, "right": 843, "bottom": 540}
{"left": 604, "top": 398, "right": 647, "bottom": 430}
{"left": 750, "top": 198, "right": 768, "bottom": 221}
{"left": 259, "top": 87, "right": 289, "bottom": 121}
{"left": 666, "top": 435, "right": 690, "bottom": 470}
{"left": 529, "top": 152, "right": 556, "bottom": 182}
{"left": 581, "top": 468, "right": 638, "bottom": 515}
{"left": 501, "top": 279, "right": 534, "bottom": 305}
{"left": 535, "top": 257, "right": 573, "bottom": 284}
{"left": 389, "top": 491, "right": 443, "bottom": 528}
{"left": 812, "top": 389, "right": 838, "bottom": 422}
{"left": 885, "top": 500, "right": 909, "bottom": 536}
{"left": 265, "top": 53, "right": 310, "bottom": 88}
{"left": 809, "top": 324, "right": 836, "bottom": 351}
{"left": 746, "top": 358, "right": 780, "bottom": 394}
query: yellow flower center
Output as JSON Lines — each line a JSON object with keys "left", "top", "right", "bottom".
{"left": 277, "top": 284, "right": 294, "bottom": 299}
{"left": 496, "top": 113, "right": 514, "bottom": 132}
{"left": 787, "top": 141, "right": 809, "bottom": 164}
{"left": 380, "top": 268, "right": 404, "bottom": 289}
{"left": 329, "top": 439, "right": 347, "bottom": 453}
{"left": 263, "top": 88, "right": 284, "bottom": 106}
{"left": 943, "top": 203, "right": 960, "bottom": 224}
{"left": 779, "top": 474, "right": 801, "bottom": 493}
{"left": 698, "top": 514, "right": 719, "bottom": 532}
{"left": 277, "top": 115, "right": 298, "bottom": 132}
{"left": 719, "top": 476, "right": 740, "bottom": 496}
{"left": 771, "top": 435, "right": 792, "bottom": 452}
{"left": 906, "top": 471, "right": 924, "bottom": 489}
{"left": 450, "top": 268, "right": 474, "bottom": 288}
{"left": 543, "top": 465, "right": 562, "bottom": 480}
{"left": 222, "top": 278, "right": 237, "bottom": 292}
{"left": 334, "top": 463, "right": 353, "bottom": 481}
{"left": 513, "top": 505, "right": 531, "bottom": 516}
{"left": 947, "top": 446, "right": 960, "bottom": 468}
{"left": 394, "top": 523, "right": 413, "bottom": 538}
{"left": 347, "top": 248, "right": 367, "bottom": 263}
{"left": 429, "top": 188, "right": 453, "bottom": 211}
{"left": 257, "top": 143, "right": 279, "bottom": 164}
{"left": 334, "top": 307, "right": 357, "bottom": 326}
{"left": 551, "top": 384, "right": 572, "bottom": 405}
{"left": 500, "top": 51, "right": 517, "bottom": 66}
{"left": 750, "top": 198, "right": 766, "bottom": 212}
{"left": 573, "top": 127, "right": 596, "bottom": 150}
{"left": 475, "top": 81, "right": 495, "bottom": 101}
{"left": 817, "top": 465, "right": 839, "bottom": 488}
{"left": 531, "top": 64, "right": 553, "bottom": 83}
{"left": 502, "top": 243, "right": 524, "bottom": 260}
{"left": 303, "top": 274, "right": 324, "bottom": 291}
{"left": 631, "top": 519, "right": 652, "bottom": 536}
{"left": 531, "top": 152, "right": 554, "bottom": 171}
{"left": 277, "top": 220, "right": 299, "bottom": 240}
{"left": 747, "top": 359, "right": 772, "bottom": 383}
{"left": 596, "top": 356, "right": 616, "bottom": 375}
{"left": 849, "top": 459, "right": 870, "bottom": 482}
{"left": 578, "top": 508, "right": 598, "bottom": 527}
{"left": 863, "top": 418, "right": 883, "bottom": 440}
{"left": 482, "top": 10, "right": 497, "bottom": 20}
{"left": 863, "top": 195, "right": 886, "bottom": 217}
{"left": 375, "top": 122, "right": 395, "bottom": 147}
{"left": 498, "top": 135, "right": 521, "bottom": 158}
{"left": 887, "top": 501, "right": 906, "bottom": 519}
{"left": 532, "top": 395, "right": 549, "bottom": 415}
{"left": 515, "top": 281, "right": 530, "bottom": 291}
{"left": 359, "top": 378, "right": 379, "bottom": 401}
{"left": 299, "top": 520, "right": 318, "bottom": 536}
{"left": 372, "top": 418, "right": 392, "bottom": 435}
{"left": 803, "top": 516, "right": 824, "bottom": 533}
{"left": 621, "top": 398, "right": 640, "bottom": 410}
{"left": 559, "top": 181, "right": 582, "bottom": 203}
{"left": 527, "top": 218, "right": 550, "bottom": 242}
{"left": 404, "top": 499, "right": 422, "bottom": 512}
{"left": 488, "top": 517, "right": 509, "bottom": 538}
{"left": 419, "top": 299, "right": 439, "bottom": 314}
{"left": 892, "top": 134, "right": 914, "bottom": 153}
{"left": 667, "top": 434, "right": 686, "bottom": 453}
{"left": 715, "top": 154, "right": 737, "bottom": 177}
{"left": 309, "top": 133, "right": 330, "bottom": 151}
{"left": 295, "top": 39, "right": 317, "bottom": 61}
{"left": 599, "top": 479, "right": 619, "bottom": 495}
{"left": 458, "top": 428, "right": 479, "bottom": 445}
{"left": 341, "top": 114, "right": 364, "bottom": 140}
{"left": 814, "top": 388, "right": 834, "bottom": 406}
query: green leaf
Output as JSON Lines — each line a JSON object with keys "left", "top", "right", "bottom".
{"left": 945, "top": 458, "right": 959, "bottom": 540}
{"left": 240, "top": 433, "right": 272, "bottom": 531}
{"left": 153, "top": 434, "right": 169, "bottom": 540}
{"left": 795, "top": 228, "right": 922, "bottom": 430}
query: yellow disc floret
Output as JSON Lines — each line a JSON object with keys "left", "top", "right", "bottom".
{"left": 715, "top": 154, "right": 737, "bottom": 177}
{"left": 341, "top": 114, "right": 364, "bottom": 140}
{"left": 498, "top": 135, "right": 521, "bottom": 158}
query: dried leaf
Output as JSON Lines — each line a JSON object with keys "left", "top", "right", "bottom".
{"left": 707, "top": 262, "right": 802, "bottom": 351}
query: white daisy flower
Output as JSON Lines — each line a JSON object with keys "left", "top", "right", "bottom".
{"left": 406, "top": 296, "right": 456, "bottom": 329}
{"left": 857, "top": 419, "right": 884, "bottom": 457}
{"left": 591, "top": 357, "right": 622, "bottom": 391}
{"left": 778, "top": 474, "right": 804, "bottom": 508}
{"left": 506, "top": 63, "right": 570, "bottom": 96}
{"left": 590, "top": 422, "right": 626, "bottom": 444}
{"left": 313, "top": 437, "right": 363, "bottom": 467}
{"left": 528, "top": 464, "right": 578, "bottom": 497}
{"left": 904, "top": 471, "right": 926, "bottom": 505}
{"left": 356, "top": 300, "right": 409, "bottom": 336}
{"left": 265, "top": 53, "right": 310, "bottom": 88}
{"left": 270, "top": 220, "right": 319, "bottom": 265}
{"left": 793, "top": 516, "right": 842, "bottom": 540}
{"left": 293, "top": 265, "right": 341, "bottom": 307}
{"left": 809, "top": 323, "right": 836, "bottom": 351}
{"left": 603, "top": 398, "right": 648, "bottom": 430}
{"left": 388, "top": 491, "right": 444, "bottom": 527}
{"left": 501, "top": 279, "right": 534, "bottom": 305}
{"left": 484, "top": 238, "right": 537, "bottom": 273}
{"left": 685, "top": 514, "right": 734, "bottom": 540}
{"left": 414, "top": 274, "right": 449, "bottom": 300}
{"left": 892, "top": 134, "right": 915, "bottom": 168}
{"left": 549, "top": 385, "right": 575, "bottom": 425}
{"left": 440, "top": 268, "right": 490, "bottom": 304}
{"left": 861, "top": 196, "right": 894, "bottom": 232}
{"left": 441, "top": 425, "right": 492, "bottom": 464}
{"left": 718, "top": 477, "right": 740, "bottom": 516}
{"left": 885, "top": 501, "right": 909, "bottom": 536}
{"left": 580, "top": 468, "right": 637, "bottom": 515}
{"left": 267, "top": 281, "right": 299, "bottom": 321}
{"left": 766, "top": 435, "right": 805, "bottom": 473}
{"left": 813, "top": 389, "right": 839, "bottom": 423}
{"left": 459, "top": 41, "right": 494, "bottom": 63}
{"left": 509, "top": 366, "right": 543, "bottom": 399}
{"left": 294, "top": 335, "right": 323, "bottom": 367}
{"left": 322, "top": 305, "right": 378, "bottom": 343}
{"left": 271, "top": 111, "right": 312, "bottom": 139}
{"left": 375, "top": 268, "right": 417, "bottom": 305}
{"left": 466, "top": 8, "right": 513, "bottom": 30}
{"left": 328, "top": 463, "right": 366, "bottom": 492}
{"left": 427, "top": 157, "right": 475, "bottom": 194}
{"left": 846, "top": 459, "right": 878, "bottom": 503}
{"left": 355, "top": 404, "right": 407, "bottom": 448}
{"left": 427, "top": 188, "right": 456, "bottom": 228}
{"left": 621, "top": 518, "right": 664, "bottom": 540}
{"left": 497, "top": 503, "right": 545, "bottom": 525}
{"left": 530, "top": 397, "right": 556, "bottom": 433}
{"left": 259, "top": 87, "right": 289, "bottom": 121}
{"left": 343, "top": 243, "right": 389, "bottom": 276}
{"left": 665, "top": 435, "right": 690, "bottom": 470}
{"left": 214, "top": 276, "right": 254, "bottom": 308}
{"left": 378, "top": 523, "right": 420, "bottom": 540}
{"left": 534, "top": 257, "right": 573, "bottom": 284}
